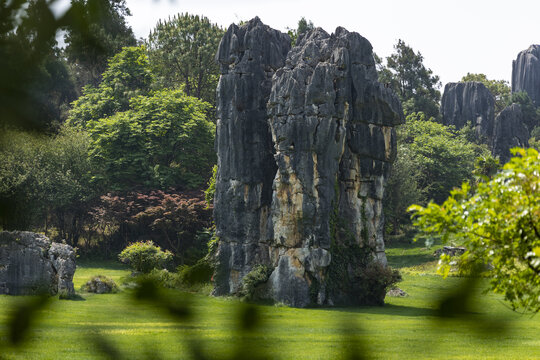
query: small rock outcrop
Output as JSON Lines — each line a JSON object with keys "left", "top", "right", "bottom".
{"left": 433, "top": 246, "right": 467, "bottom": 258}
{"left": 492, "top": 104, "right": 530, "bottom": 163}
{"left": 82, "top": 275, "right": 118, "bottom": 294}
{"left": 440, "top": 82, "right": 495, "bottom": 141}
{"left": 512, "top": 45, "right": 540, "bottom": 105}
{"left": 0, "top": 231, "right": 75, "bottom": 296}
{"left": 214, "top": 18, "right": 403, "bottom": 307}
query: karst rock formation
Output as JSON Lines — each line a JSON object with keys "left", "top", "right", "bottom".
{"left": 512, "top": 45, "right": 540, "bottom": 105}
{"left": 0, "top": 231, "right": 76, "bottom": 296}
{"left": 440, "top": 82, "right": 495, "bottom": 142}
{"left": 213, "top": 18, "right": 403, "bottom": 307}
{"left": 492, "top": 104, "right": 529, "bottom": 163}
{"left": 441, "top": 77, "right": 534, "bottom": 163}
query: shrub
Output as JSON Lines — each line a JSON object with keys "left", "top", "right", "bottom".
{"left": 81, "top": 275, "right": 118, "bottom": 294}
{"left": 239, "top": 265, "right": 273, "bottom": 301}
{"left": 135, "top": 269, "right": 178, "bottom": 289}
{"left": 118, "top": 240, "right": 173, "bottom": 273}
{"left": 177, "top": 259, "right": 214, "bottom": 286}
{"left": 354, "top": 262, "right": 402, "bottom": 306}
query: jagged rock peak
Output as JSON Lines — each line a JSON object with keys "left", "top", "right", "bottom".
{"left": 440, "top": 81, "right": 495, "bottom": 142}
{"left": 216, "top": 17, "right": 291, "bottom": 74}
{"left": 512, "top": 45, "right": 540, "bottom": 105}
{"left": 492, "top": 104, "right": 530, "bottom": 163}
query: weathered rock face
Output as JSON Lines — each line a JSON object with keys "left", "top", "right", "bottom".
{"left": 214, "top": 18, "right": 403, "bottom": 307}
{"left": 440, "top": 82, "right": 495, "bottom": 141}
{"left": 0, "top": 231, "right": 75, "bottom": 296}
{"left": 213, "top": 17, "right": 291, "bottom": 295}
{"left": 512, "top": 45, "right": 540, "bottom": 105}
{"left": 492, "top": 104, "right": 530, "bottom": 163}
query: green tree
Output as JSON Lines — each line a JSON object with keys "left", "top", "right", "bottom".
{"left": 378, "top": 40, "right": 441, "bottom": 119}
{"left": 287, "top": 17, "right": 314, "bottom": 46}
{"left": 399, "top": 112, "right": 488, "bottom": 204}
{"left": 410, "top": 148, "right": 540, "bottom": 312}
{"left": 460, "top": 73, "right": 510, "bottom": 114}
{"left": 384, "top": 113, "right": 489, "bottom": 233}
{"left": 0, "top": 126, "right": 96, "bottom": 241}
{"left": 67, "top": 45, "right": 153, "bottom": 128}
{"left": 63, "top": 0, "right": 136, "bottom": 88}
{"left": 146, "top": 13, "right": 224, "bottom": 105}
{"left": 87, "top": 89, "right": 216, "bottom": 191}
{"left": 384, "top": 144, "right": 424, "bottom": 235}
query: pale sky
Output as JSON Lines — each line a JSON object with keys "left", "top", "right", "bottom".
{"left": 77, "top": 0, "right": 540, "bottom": 89}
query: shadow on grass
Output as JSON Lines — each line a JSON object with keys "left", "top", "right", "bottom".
{"left": 386, "top": 253, "right": 437, "bottom": 269}
{"left": 60, "top": 293, "right": 86, "bottom": 301}
{"left": 76, "top": 259, "right": 128, "bottom": 271}
{"left": 324, "top": 303, "right": 438, "bottom": 317}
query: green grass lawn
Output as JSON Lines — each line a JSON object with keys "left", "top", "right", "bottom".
{"left": 1, "top": 242, "right": 539, "bottom": 359}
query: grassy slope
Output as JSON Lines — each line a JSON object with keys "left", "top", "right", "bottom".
{"left": 0, "top": 244, "right": 539, "bottom": 360}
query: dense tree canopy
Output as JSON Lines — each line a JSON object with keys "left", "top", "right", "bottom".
{"left": 146, "top": 13, "right": 224, "bottom": 105}
{"left": 0, "top": 126, "right": 96, "bottom": 241}
{"left": 378, "top": 40, "right": 441, "bottom": 119}
{"left": 67, "top": 45, "right": 153, "bottom": 128}
{"left": 384, "top": 112, "right": 490, "bottom": 233}
{"left": 398, "top": 112, "right": 488, "bottom": 203}
{"left": 86, "top": 89, "right": 215, "bottom": 191}
{"left": 410, "top": 148, "right": 540, "bottom": 312}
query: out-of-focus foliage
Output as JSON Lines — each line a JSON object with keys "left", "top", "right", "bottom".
{"left": 118, "top": 240, "right": 173, "bottom": 273}
{"left": 0, "top": 0, "right": 87, "bottom": 131}
{"left": 410, "top": 148, "right": 540, "bottom": 312}
{"left": 146, "top": 13, "right": 224, "bottom": 105}
{"left": 67, "top": 45, "right": 153, "bottom": 128}
{"left": 64, "top": 0, "right": 136, "bottom": 88}
{"left": 85, "top": 89, "right": 215, "bottom": 191}
{"left": 460, "top": 73, "right": 510, "bottom": 114}
{"left": 377, "top": 40, "right": 441, "bottom": 119}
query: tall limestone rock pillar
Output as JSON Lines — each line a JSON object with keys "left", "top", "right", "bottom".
{"left": 214, "top": 19, "right": 403, "bottom": 307}
{"left": 440, "top": 82, "right": 495, "bottom": 142}
{"left": 492, "top": 104, "right": 530, "bottom": 163}
{"left": 512, "top": 45, "right": 540, "bottom": 105}
{"left": 213, "top": 18, "right": 291, "bottom": 295}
